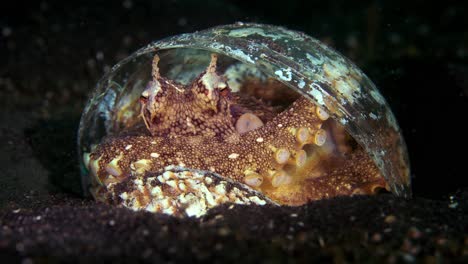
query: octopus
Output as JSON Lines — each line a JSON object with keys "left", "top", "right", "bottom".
{"left": 84, "top": 53, "right": 389, "bottom": 217}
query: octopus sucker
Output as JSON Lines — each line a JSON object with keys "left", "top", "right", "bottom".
{"left": 244, "top": 172, "right": 264, "bottom": 187}
{"left": 295, "top": 127, "right": 311, "bottom": 145}
{"left": 86, "top": 52, "right": 390, "bottom": 209}
{"left": 314, "top": 129, "right": 328, "bottom": 146}
{"left": 316, "top": 107, "right": 330, "bottom": 121}
{"left": 271, "top": 170, "right": 292, "bottom": 187}
{"left": 235, "top": 113, "right": 264, "bottom": 134}
{"left": 288, "top": 149, "right": 307, "bottom": 168}
{"left": 274, "top": 148, "right": 291, "bottom": 165}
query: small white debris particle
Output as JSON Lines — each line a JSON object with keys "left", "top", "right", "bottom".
{"left": 151, "top": 186, "right": 162, "bottom": 196}
{"left": 150, "top": 152, "right": 160, "bottom": 158}
{"left": 214, "top": 215, "right": 224, "bottom": 220}
{"left": 277, "top": 124, "right": 283, "bottom": 128}
{"left": 249, "top": 196, "right": 266, "bottom": 205}
{"left": 125, "top": 145, "right": 132, "bottom": 150}
{"left": 218, "top": 82, "right": 227, "bottom": 89}
{"left": 274, "top": 68, "right": 292, "bottom": 81}
{"left": 2, "top": 27, "right": 12, "bottom": 37}
{"left": 369, "top": 112, "right": 379, "bottom": 120}
{"left": 166, "top": 180, "right": 177, "bottom": 189}
{"left": 96, "top": 51, "right": 104, "bottom": 61}
{"left": 177, "top": 17, "right": 188, "bottom": 27}
{"left": 205, "top": 177, "right": 213, "bottom": 184}
{"left": 109, "top": 220, "right": 115, "bottom": 226}
{"left": 15, "top": 243, "right": 24, "bottom": 252}
{"left": 318, "top": 236, "right": 325, "bottom": 247}
{"left": 298, "top": 79, "right": 306, "bottom": 88}
{"left": 122, "top": 0, "right": 133, "bottom": 9}
{"left": 119, "top": 192, "right": 128, "bottom": 200}
{"left": 150, "top": 141, "right": 156, "bottom": 144}
{"left": 309, "top": 83, "right": 325, "bottom": 105}
{"left": 228, "top": 153, "right": 239, "bottom": 159}
{"left": 134, "top": 179, "right": 143, "bottom": 186}
{"left": 256, "top": 137, "right": 264, "bottom": 143}
{"left": 268, "top": 220, "right": 275, "bottom": 229}
{"left": 290, "top": 213, "right": 298, "bottom": 218}
{"left": 163, "top": 171, "right": 173, "bottom": 180}
{"left": 229, "top": 48, "right": 255, "bottom": 63}
{"left": 178, "top": 182, "right": 187, "bottom": 191}
{"left": 214, "top": 184, "right": 226, "bottom": 195}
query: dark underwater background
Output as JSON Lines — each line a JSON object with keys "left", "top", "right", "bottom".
{"left": 0, "top": 0, "right": 467, "bottom": 262}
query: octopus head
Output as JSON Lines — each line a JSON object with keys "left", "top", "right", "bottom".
{"left": 140, "top": 53, "right": 234, "bottom": 138}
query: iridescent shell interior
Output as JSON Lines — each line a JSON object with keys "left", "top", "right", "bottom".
{"left": 78, "top": 24, "right": 411, "bottom": 216}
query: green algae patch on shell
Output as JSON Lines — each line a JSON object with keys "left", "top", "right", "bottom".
{"left": 78, "top": 23, "right": 411, "bottom": 216}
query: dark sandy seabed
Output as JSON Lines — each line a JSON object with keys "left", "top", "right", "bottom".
{"left": 1, "top": 0, "right": 467, "bottom": 262}
{"left": 0, "top": 190, "right": 467, "bottom": 263}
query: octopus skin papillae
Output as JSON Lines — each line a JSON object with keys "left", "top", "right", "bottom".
{"left": 85, "top": 53, "right": 388, "bottom": 216}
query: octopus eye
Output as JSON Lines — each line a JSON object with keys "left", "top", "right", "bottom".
{"left": 139, "top": 96, "right": 148, "bottom": 105}
{"left": 80, "top": 23, "right": 411, "bottom": 217}
{"left": 219, "top": 87, "right": 229, "bottom": 97}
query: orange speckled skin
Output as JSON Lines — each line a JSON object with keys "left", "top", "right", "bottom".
{"left": 88, "top": 54, "right": 387, "bottom": 206}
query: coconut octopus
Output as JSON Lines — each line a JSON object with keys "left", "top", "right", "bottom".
{"left": 84, "top": 53, "right": 389, "bottom": 217}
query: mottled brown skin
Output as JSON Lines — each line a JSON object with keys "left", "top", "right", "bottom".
{"left": 88, "top": 53, "right": 387, "bottom": 206}
{"left": 139, "top": 54, "right": 235, "bottom": 139}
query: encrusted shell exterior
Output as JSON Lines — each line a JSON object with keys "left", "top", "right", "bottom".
{"left": 103, "top": 166, "right": 272, "bottom": 218}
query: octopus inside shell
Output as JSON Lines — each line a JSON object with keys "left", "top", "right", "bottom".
{"left": 83, "top": 52, "right": 389, "bottom": 217}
